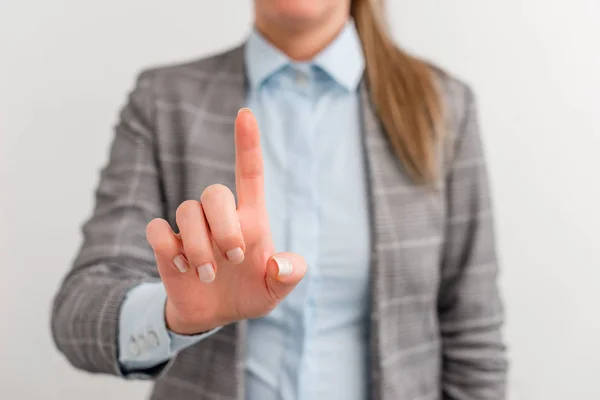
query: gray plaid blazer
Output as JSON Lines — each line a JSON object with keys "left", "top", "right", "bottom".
{"left": 51, "top": 44, "right": 507, "bottom": 400}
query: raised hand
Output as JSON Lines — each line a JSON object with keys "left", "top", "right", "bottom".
{"left": 146, "top": 108, "right": 306, "bottom": 335}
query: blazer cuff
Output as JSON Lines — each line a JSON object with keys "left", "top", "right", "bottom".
{"left": 118, "top": 281, "right": 221, "bottom": 376}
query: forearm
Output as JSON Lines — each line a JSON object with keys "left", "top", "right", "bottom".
{"left": 439, "top": 198, "right": 507, "bottom": 399}
{"left": 441, "top": 315, "right": 507, "bottom": 400}
{"left": 51, "top": 262, "right": 155, "bottom": 376}
{"left": 50, "top": 69, "right": 163, "bottom": 376}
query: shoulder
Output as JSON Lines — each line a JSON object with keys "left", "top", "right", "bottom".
{"left": 425, "top": 62, "right": 483, "bottom": 170}
{"left": 427, "top": 62, "right": 477, "bottom": 130}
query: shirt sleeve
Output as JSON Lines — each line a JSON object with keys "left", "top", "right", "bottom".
{"left": 118, "top": 282, "right": 221, "bottom": 373}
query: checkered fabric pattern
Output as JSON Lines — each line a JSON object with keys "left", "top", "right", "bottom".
{"left": 51, "top": 45, "right": 507, "bottom": 400}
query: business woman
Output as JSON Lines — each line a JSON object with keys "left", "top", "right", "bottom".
{"left": 51, "top": 0, "right": 507, "bottom": 399}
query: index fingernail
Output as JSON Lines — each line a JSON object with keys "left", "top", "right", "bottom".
{"left": 238, "top": 107, "right": 251, "bottom": 115}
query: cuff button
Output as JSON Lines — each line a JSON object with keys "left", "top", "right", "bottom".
{"left": 147, "top": 330, "right": 159, "bottom": 348}
{"left": 128, "top": 336, "right": 141, "bottom": 357}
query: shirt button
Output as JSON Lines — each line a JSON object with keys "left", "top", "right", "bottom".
{"left": 295, "top": 70, "right": 308, "bottom": 86}
{"left": 128, "top": 337, "right": 141, "bottom": 357}
{"left": 146, "top": 330, "right": 160, "bottom": 348}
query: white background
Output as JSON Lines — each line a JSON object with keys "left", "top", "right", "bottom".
{"left": 1, "top": 1, "right": 599, "bottom": 399}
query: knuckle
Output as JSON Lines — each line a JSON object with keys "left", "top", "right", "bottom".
{"left": 201, "top": 184, "right": 233, "bottom": 205}
{"left": 146, "top": 218, "right": 164, "bottom": 237}
{"left": 265, "top": 280, "right": 283, "bottom": 309}
{"left": 182, "top": 241, "right": 213, "bottom": 264}
{"left": 185, "top": 249, "right": 212, "bottom": 266}
{"left": 146, "top": 219, "right": 173, "bottom": 252}
{"left": 176, "top": 199, "right": 200, "bottom": 220}
{"left": 239, "top": 149, "right": 263, "bottom": 178}
{"left": 152, "top": 237, "right": 173, "bottom": 254}
{"left": 217, "top": 232, "right": 241, "bottom": 245}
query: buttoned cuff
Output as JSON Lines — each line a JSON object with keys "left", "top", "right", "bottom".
{"left": 118, "top": 282, "right": 220, "bottom": 373}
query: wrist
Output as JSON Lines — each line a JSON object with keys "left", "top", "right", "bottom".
{"left": 164, "top": 298, "right": 223, "bottom": 336}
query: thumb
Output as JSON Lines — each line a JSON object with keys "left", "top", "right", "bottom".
{"left": 264, "top": 252, "right": 307, "bottom": 303}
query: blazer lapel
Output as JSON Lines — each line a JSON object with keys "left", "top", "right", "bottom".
{"left": 359, "top": 80, "right": 387, "bottom": 400}
{"left": 188, "top": 44, "right": 250, "bottom": 399}
{"left": 359, "top": 81, "right": 446, "bottom": 399}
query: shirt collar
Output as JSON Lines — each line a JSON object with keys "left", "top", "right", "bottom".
{"left": 244, "top": 20, "right": 365, "bottom": 91}
{"left": 244, "top": 28, "right": 289, "bottom": 89}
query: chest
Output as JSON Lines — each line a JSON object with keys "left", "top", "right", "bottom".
{"left": 153, "top": 79, "right": 448, "bottom": 399}
{"left": 155, "top": 79, "right": 446, "bottom": 323}
{"left": 156, "top": 84, "right": 446, "bottom": 299}
{"left": 249, "top": 79, "right": 369, "bottom": 289}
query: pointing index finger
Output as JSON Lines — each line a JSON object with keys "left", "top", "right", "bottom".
{"left": 235, "top": 108, "right": 265, "bottom": 209}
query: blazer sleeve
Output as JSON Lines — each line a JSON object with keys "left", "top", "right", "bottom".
{"left": 438, "top": 85, "right": 508, "bottom": 399}
{"left": 51, "top": 71, "right": 165, "bottom": 376}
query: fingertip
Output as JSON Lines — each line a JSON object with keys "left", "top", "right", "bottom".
{"left": 146, "top": 218, "right": 173, "bottom": 248}
{"left": 236, "top": 108, "right": 258, "bottom": 135}
{"left": 146, "top": 217, "right": 164, "bottom": 237}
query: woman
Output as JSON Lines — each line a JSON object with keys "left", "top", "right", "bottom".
{"left": 51, "top": 0, "right": 507, "bottom": 399}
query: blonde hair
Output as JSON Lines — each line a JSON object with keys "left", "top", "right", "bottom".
{"left": 351, "top": 0, "right": 443, "bottom": 184}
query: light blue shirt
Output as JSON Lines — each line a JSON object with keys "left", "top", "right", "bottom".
{"left": 119, "top": 21, "right": 371, "bottom": 400}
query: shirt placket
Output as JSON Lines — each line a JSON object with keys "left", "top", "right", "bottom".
{"left": 280, "top": 66, "right": 321, "bottom": 400}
